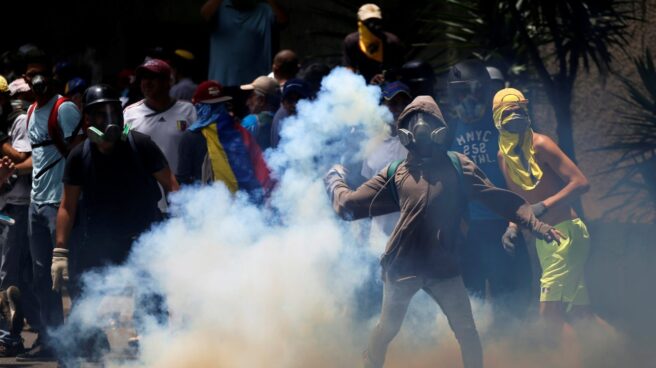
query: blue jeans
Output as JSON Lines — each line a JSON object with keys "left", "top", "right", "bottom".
{"left": 28, "top": 202, "right": 64, "bottom": 344}
{"left": 0, "top": 204, "right": 41, "bottom": 331}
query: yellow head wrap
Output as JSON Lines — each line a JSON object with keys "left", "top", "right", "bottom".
{"left": 358, "top": 21, "right": 383, "bottom": 63}
{"left": 493, "top": 88, "right": 543, "bottom": 190}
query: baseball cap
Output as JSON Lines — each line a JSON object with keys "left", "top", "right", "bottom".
{"left": 136, "top": 59, "right": 172, "bottom": 79}
{"left": 358, "top": 4, "right": 382, "bottom": 21}
{"left": 492, "top": 88, "right": 528, "bottom": 111}
{"left": 240, "top": 76, "right": 279, "bottom": 96}
{"left": 382, "top": 81, "right": 411, "bottom": 100}
{"left": 8, "top": 78, "right": 30, "bottom": 96}
{"left": 0, "top": 75, "right": 8, "bottom": 94}
{"left": 282, "top": 79, "right": 311, "bottom": 100}
{"left": 192, "top": 80, "right": 232, "bottom": 104}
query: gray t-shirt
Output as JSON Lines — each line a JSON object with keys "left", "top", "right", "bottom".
{"left": 2, "top": 113, "right": 32, "bottom": 206}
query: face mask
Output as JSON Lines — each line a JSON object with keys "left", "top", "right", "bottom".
{"left": 86, "top": 103, "right": 128, "bottom": 143}
{"left": 398, "top": 113, "right": 448, "bottom": 157}
{"left": 31, "top": 74, "right": 49, "bottom": 96}
{"left": 500, "top": 110, "right": 530, "bottom": 133}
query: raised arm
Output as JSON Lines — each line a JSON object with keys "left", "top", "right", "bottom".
{"left": 266, "top": 0, "right": 288, "bottom": 25}
{"left": 201, "top": 0, "right": 223, "bottom": 22}
{"left": 324, "top": 164, "right": 398, "bottom": 221}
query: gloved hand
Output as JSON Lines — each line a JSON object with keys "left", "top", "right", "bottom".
{"left": 324, "top": 164, "right": 348, "bottom": 195}
{"left": 531, "top": 202, "right": 548, "bottom": 218}
{"left": 501, "top": 224, "right": 519, "bottom": 254}
{"left": 51, "top": 248, "right": 69, "bottom": 292}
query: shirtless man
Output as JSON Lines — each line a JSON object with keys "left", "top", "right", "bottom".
{"left": 493, "top": 88, "right": 592, "bottom": 332}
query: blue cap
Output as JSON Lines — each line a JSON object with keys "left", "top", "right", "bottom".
{"left": 382, "top": 81, "right": 411, "bottom": 100}
{"left": 64, "top": 77, "right": 88, "bottom": 96}
{"left": 282, "top": 78, "right": 311, "bottom": 100}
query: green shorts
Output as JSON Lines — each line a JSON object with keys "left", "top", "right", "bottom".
{"left": 535, "top": 218, "right": 590, "bottom": 306}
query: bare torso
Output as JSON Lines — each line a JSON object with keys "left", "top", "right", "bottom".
{"left": 498, "top": 133, "right": 578, "bottom": 226}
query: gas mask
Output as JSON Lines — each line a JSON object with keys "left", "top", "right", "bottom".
{"left": 398, "top": 112, "right": 449, "bottom": 157}
{"left": 85, "top": 103, "right": 129, "bottom": 144}
{"left": 30, "top": 74, "right": 49, "bottom": 96}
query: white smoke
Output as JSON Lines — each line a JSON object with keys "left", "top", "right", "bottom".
{"left": 52, "top": 68, "right": 636, "bottom": 368}
{"left": 55, "top": 68, "right": 395, "bottom": 367}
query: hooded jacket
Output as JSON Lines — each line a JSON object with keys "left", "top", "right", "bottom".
{"left": 326, "top": 96, "right": 553, "bottom": 280}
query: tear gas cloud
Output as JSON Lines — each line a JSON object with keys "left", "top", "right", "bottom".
{"left": 54, "top": 68, "right": 646, "bottom": 367}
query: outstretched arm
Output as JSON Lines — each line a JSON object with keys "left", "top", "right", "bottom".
{"left": 325, "top": 164, "right": 399, "bottom": 221}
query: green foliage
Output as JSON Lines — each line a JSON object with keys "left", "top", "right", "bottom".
{"left": 598, "top": 48, "right": 656, "bottom": 217}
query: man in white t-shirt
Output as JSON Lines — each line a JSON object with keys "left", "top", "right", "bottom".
{"left": 124, "top": 59, "right": 197, "bottom": 174}
{"left": 124, "top": 59, "right": 194, "bottom": 211}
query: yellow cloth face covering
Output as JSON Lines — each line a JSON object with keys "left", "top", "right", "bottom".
{"left": 358, "top": 21, "right": 383, "bottom": 63}
{"left": 494, "top": 100, "right": 543, "bottom": 191}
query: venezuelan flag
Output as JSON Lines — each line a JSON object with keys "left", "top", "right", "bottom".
{"left": 200, "top": 122, "right": 273, "bottom": 196}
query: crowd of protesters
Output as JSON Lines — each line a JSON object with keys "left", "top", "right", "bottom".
{"left": 0, "top": 2, "right": 598, "bottom": 367}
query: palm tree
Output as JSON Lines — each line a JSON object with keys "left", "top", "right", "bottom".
{"left": 598, "top": 48, "right": 656, "bottom": 218}
{"left": 310, "top": 1, "right": 644, "bottom": 162}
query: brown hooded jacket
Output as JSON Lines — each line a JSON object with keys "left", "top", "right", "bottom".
{"left": 326, "top": 96, "right": 553, "bottom": 280}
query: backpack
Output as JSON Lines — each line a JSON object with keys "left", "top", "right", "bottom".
{"left": 26, "top": 97, "right": 84, "bottom": 179}
{"left": 386, "top": 151, "right": 469, "bottom": 219}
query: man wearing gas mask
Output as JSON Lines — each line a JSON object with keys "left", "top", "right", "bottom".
{"left": 342, "top": 4, "right": 404, "bottom": 85}
{"left": 494, "top": 88, "right": 594, "bottom": 337}
{"left": 447, "top": 59, "right": 532, "bottom": 329}
{"left": 325, "top": 96, "right": 562, "bottom": 368}
{"left": 50, "top": 85, "right": 177, "bottom": 358}
{"left": 19, "top": 52, "right": 82, "bottom": 361}
{"left": 53, "top": 84, "right": 177, "bottom": 296}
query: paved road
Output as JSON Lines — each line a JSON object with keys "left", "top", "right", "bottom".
{"left": 0, "top": 294, "right": 135, "bottom": 367}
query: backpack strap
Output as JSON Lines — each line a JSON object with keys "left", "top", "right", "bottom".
{"left": 48, "top": 97, "right": 72, "bottom": 156}
{"left": 447, "top": 151, "right": 470, "bottom": 220}
{"left": 386, "top": 159, "right": 404, "bottom": 207}
{"left": 26, "top": 103, "right": 37, "bottom": 131}
{"left": 447, "top": 151, "right": 464, "bottom": 185}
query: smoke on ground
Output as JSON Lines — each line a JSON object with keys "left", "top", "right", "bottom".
{"left": 52, "top": 68, "right": 649, "bottom": 367}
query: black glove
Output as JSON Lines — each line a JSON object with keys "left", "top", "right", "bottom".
{"left": 502, "top": 225, "right": 519, "bottom": 254}
{"left": 531, "top": 202, "right": 548, "bottom": 218}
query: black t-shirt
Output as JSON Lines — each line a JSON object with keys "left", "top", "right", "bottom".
{"left": 64, "top": 131, "right": 167, "bottom": 237}
{"left": 342, "top": 31, "right": 405, "bottom": 83}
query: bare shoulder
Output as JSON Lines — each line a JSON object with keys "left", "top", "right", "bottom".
{"left": 532, "top": 132, "right": 561, "bottom": 155}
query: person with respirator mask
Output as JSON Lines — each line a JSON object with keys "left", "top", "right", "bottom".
{"left": 325, "top": 95, "right": 563, "bottom": 368}
{"left": 342, "top": 3, "right": 404, "bottom": 85}
{"left": 17, "top": 52, "right": 82, "bottom": 361}
{"left": 51, "top": 84, "right": 178, "bottom": 359}
{"left": 447, "top": 59, "right": 533, "bottom": 331}
{"left": 0, "top": 77, "right": 41, "bottom": 358}
{"left": 494, "top": 88, "right": 596, "bottom": 339}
